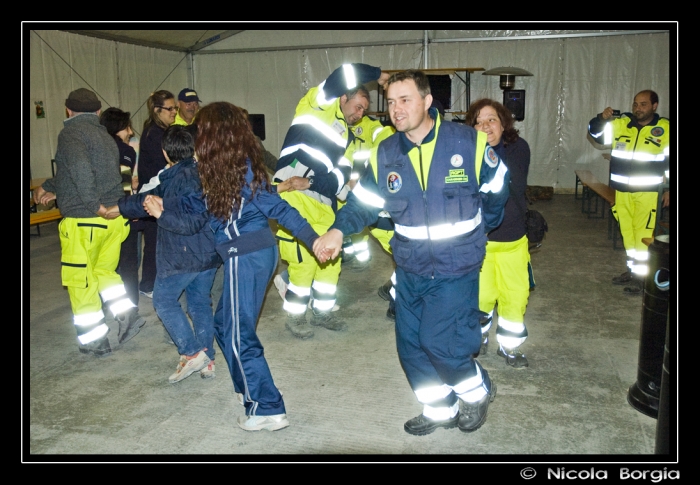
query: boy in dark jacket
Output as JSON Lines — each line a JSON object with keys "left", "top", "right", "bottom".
{"left": 117, "top": 125, "right": 221, "bottom": 383}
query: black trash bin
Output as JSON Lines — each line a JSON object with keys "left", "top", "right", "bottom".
{"left": 627, "top": 234, "right": 670, "bottom": 418}
{"left": 655, "top": 306, "right": 672, "bottom": 454}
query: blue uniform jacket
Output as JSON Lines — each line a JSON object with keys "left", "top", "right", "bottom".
{"left": 118, "top": 157, "right": 220, "bottom": 277}
{"left": 332, "top": 109, "right": 510, "bottom": 277}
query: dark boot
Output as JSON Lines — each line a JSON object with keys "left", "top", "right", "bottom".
{"left": 377, "top": 280, "right": 392, "bottom": 301}
{"left": 285, "top": 312, "right": 314, "bottom": 339}
{"left": 623, "top": 275, "right": 643, "bottom": 295}
{"left": 458, "top": 370, "right": 497, "bottom": 432}
{"left": 612, "top": 270, "right": 633, "bottom": 285}
{"left": 473, "top": 313, "right": 492, "bottom": 358}
{"left": 386, "top": 300, "right": 396, "bottom": 320}
{"left": 497, "top": 345, "right": 529, "bottom": 368}
{"left": 78, "top": 335, "right": 112, "bottom": 357}
{"left": 310, "top": 309, "right": 347, "bottom": 331}
{"left": 116, "top": 307, "right": 146, "bottom": 344}
{"left": 404, "top": 413, "right": 459, "bottom": 436}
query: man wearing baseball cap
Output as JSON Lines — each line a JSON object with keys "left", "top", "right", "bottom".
{"left": 33, "top": 88, "right": 145, "bottom": 356}
{"left": 173, "top": 88, "right": 201, "bottom": 126}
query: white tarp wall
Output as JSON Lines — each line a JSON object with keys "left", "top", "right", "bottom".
{"left": 27, "top": 29, "right": 671, "bottom": 192}
{"left": 28, "top": 29, "right": 190, "bottom": 180}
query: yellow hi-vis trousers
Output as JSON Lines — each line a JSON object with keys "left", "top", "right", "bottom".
{"left": 59, "top": 215, "right": 133, "bottom": 344}
{"left": 277, "top": 192, "right": 340, "bottom": 314}
{"left": 612, "top": 191, "right": 657, "bottom": 275}
{"left": 479, "top": 236, "right": 530, "bottom": 349}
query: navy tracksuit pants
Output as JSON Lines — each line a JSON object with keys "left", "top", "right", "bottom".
{"left": 215, "top": 245, "right": 285, "bottom": 416}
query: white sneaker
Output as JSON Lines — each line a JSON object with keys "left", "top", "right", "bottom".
{"left": 237, "top": 413, "right": 289, "bottom": 431}
{"left": 273, "top": 274, "right": 287, "bottom": 300}
{"left": 168, "top": 352, "right": 210, "bottom": 384}
{"left": 139, "top": 290, "right": 153, "bottom": 299}
{"left": 200, "top": 360, "right": 215, "bottom": 379}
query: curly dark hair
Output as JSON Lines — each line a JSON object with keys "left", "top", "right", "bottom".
{"left": 194, "top": 101, "right": 268, "bottom": 221}
{"left": 465, "top": 98, "right": 520, "bottom": 145}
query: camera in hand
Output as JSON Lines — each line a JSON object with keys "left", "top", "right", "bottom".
{"left": 612, "top": 109, "right": 621, "bottom": 118}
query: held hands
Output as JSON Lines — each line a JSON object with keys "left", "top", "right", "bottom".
{"left": 144, "top": 195, "right": 164, "bottom": 218}
{"left": 378, "top": 71, "right": 391, "bottom": 90}
{"left": 33, "top": 186, "right": 56, "bottom": 206}
{"left": 312, "top": 228, "right": 344, "bottom": 263}
{"left": 277, "top": 176, "right": 311, "bottom": 193}
{"left": 99, "top": 205, "right": 121, "bottom": 220}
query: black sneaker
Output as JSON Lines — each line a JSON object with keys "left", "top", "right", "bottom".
{"left": 497, "top": 345, "right": 529, "bottom": 368}
{"left": 612, "top": 270, "right": 633, "bottom": 285}
{"left": 404, "top": 413, "right": 459, "bottom": 436}
{"left": 116, "top": 308, "right": 146, "bottom": 344}
{"left": 458, "top": 380, "right": 497, "bottom": 433}
{"left": 78, "top": 336, "right": 112, "bottom": 356}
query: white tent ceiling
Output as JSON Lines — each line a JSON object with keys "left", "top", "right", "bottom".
{"left": 59, "top": 29, "right": 245, "bottom": 52}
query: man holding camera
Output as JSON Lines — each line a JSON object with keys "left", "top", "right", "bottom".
{"left": 588, "top": 90, "right": 669, "bottom": 294}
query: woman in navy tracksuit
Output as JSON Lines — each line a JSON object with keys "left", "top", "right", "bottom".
{"left": 166, "top": 102, "right": 319, "bottom": 432}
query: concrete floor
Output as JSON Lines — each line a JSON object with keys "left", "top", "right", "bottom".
{"left": 25, "top": 194, "right": 676, "bottom": 463}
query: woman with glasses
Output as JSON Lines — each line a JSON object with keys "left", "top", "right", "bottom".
{"left": 132, "top": 90, "right": 177, "bottom": 304}
{"left": 465, "top": 99, "right": 533, "bottom": 369}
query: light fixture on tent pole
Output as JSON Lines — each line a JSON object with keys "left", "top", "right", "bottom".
{"left": 483, "top": 67, "right": 534, "bottom": 121}
{"left": 482, "top": 67, "right": 534, "bottom": 90}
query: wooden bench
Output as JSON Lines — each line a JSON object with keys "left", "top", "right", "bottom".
{"left": 30, "top": 177, "right": 62, "bottom": 236}
{"left": 30, "top": 207, "right": 62, "bottom": 226}
{"left": 574, "top": 170, "right": 622, "bottom": 250}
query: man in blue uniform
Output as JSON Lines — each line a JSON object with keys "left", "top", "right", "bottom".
{"left": 313, "top": 70, "right": 509, "bottom": 435}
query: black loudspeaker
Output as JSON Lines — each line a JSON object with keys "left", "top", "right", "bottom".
{"left": 427, "top": 75, "right": 452, "bottom": 111}
{"left": 248, "top": 114, "right": 266, "bottom": 140}
{"left": 503, "top": 89, "right": 525, "bottom": 121}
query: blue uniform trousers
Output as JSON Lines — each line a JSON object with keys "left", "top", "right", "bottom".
{"left": 215, "top": 245, "right": 286, "bottom": 416}
{"left": 395, "top": 267, "right": 482, "bottom": 408}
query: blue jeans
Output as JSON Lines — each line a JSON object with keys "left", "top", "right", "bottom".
{"left": 153, "top": 268, "right": 217, "bottom": 360}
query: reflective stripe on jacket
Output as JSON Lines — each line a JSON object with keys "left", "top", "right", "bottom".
{"left": 588, "top": 113, "right": 669, "bottom": 193}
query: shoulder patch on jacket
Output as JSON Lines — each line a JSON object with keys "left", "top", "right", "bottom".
{"left": 484, "top": 146, "right": 499, "bottom": 168}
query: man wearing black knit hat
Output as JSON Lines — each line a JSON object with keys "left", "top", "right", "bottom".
{"left": 33, "top": 88, "right": 145, "bottom": 356}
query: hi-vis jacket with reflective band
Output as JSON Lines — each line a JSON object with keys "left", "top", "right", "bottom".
{"left": 332, "top": 108, "right": 510, "bottom": 277}
{"left": 348, "top": 117, "right": 395, "bottom": 179}
{"left": 274, "top": 63, "right": 382, "bottom": 212}
{"left": 588, "top": 113, "right": 669, "bottom": 193}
